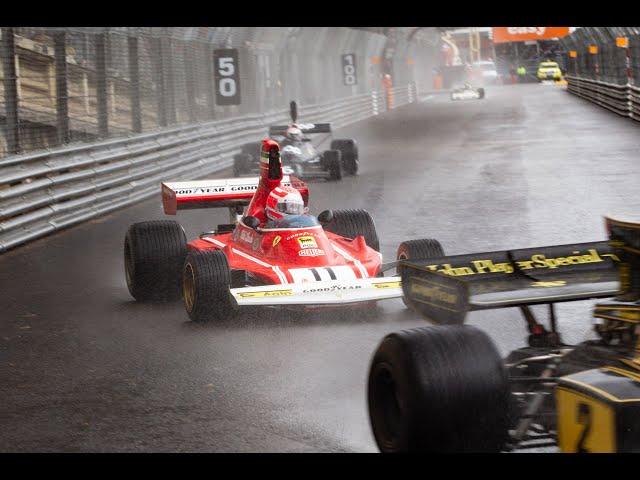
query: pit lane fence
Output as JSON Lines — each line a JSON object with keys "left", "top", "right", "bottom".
{"left": 0, "top": 84, "right": 417, "bottom": 252}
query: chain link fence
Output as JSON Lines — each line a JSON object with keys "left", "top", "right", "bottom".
{"left": 560, "top": 27, "right": 640, "bottom": 119}
{"left": 0, "top": 27, "right": 440, "bottom": 159}
{"left": 561, "top": 27, "right": 639, "bottom": 85}
{"left": 0, "top": 26, "right": 440, "bottom": 251}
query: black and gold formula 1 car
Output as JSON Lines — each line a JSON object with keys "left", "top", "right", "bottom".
{"left": 367, "top": 216, "right": 640, "bottom": 453}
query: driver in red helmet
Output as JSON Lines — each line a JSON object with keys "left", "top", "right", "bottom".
{"left": 264, "top": 185, "right": 318, "bottom": 228}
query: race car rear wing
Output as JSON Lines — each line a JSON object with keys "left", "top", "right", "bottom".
{"left": 268, "top": 123, "right": 332, "bottom": 137}
{"left": 161, "top": 175, "right": 308, "bottom": 215}
{"left": 399, "top": 241, "right": 620, "bottom": 325}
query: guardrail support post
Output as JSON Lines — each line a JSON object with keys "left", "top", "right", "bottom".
{"left": 152, "top": 37, "right": 167, "bottom": 127}
{"left": 53, "top": 31, "right": 70, "bottom": 145}
{"left": 1, "top": 27, "right": 20, "bottom": 154}
{"left": 184, "top": 41, "right": 197, "bottom": 123}
{"left": 128, "top": 35, "right": 142, "bottom": 133}
{"left": 205, "top": 43, "right": 216, "bottom": 119}
{"left": 164, "top": 36, "right": 177, "bottom": 125}
{"left": 95, "top": 32, "right": 109, "bottom": 138}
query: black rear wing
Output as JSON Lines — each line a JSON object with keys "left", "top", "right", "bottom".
{"left": 399, "top": 241, "right": 620, "bottom": 325}
{"left": 268, "top": 123, "right": 332, "bottom": 137}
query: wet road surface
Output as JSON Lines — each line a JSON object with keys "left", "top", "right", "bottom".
{"left": 2, "top": 83, "right": 639, "bottom": 451}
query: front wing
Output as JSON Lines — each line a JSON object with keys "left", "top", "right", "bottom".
{"left": 230, "top": 277, "right": 402, "bottom": 306}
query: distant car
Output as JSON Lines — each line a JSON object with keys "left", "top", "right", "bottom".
{"left": 472, "top": 60, "right": 499, "bottom": 84}
{"left": 450, "top": 83, "right": 485, "bottom": 101}
{"left": 233, "top": 101, "right": 359, "bottom": 181}
{"left": 537, "top": 61, "right": 563, "bottom": 81}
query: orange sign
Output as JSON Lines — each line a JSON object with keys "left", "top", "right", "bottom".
{"left": 616, "top": 37, "right": 628, "bottom": 48}
{"left": 371, "top": 56, "right": 381, "bottom": 65}
{"left": 569, "top": 50, "right": 577, "bottom": 58}
{"left": 589, "top": 45, "right": 598, "bottom": 54}
{"left": 492, "top": 27, "right": 570, "bottom": 44}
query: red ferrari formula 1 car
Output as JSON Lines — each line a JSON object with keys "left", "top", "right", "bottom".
{"left": 124, "top": 139, "right": 403, "bottom": 322}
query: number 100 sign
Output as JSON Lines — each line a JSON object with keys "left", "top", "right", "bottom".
{"left": 342, "top": 54, "right": 357, "bottom": 86}
{"left": 214, "top": 49, "right": 241, "bottom": 105}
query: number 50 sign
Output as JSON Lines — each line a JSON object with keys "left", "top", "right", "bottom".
{"left": 214, "top": 49, "right": 241, "bottom": 105}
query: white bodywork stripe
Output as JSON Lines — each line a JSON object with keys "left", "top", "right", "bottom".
{"left": 203, "top": 237, "right": 227, "bottom": 248}
{"left": 331, "top": 243, "right": 369, "bottom": 279}
{"left": 202, "top": 237, "right": 288, "bottom": 284}
{"left": 288, "top": 266, "right": 357, "bottom": 283}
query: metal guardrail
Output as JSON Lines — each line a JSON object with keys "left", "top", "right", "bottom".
{"left": 0, "top": 87, "right": 416, "bottom": 252}
{"left": 630, "top": 84, "right": 640, "bottom": 120}
{"left": 566, "top": 76, "right": 632, "bottom": 118}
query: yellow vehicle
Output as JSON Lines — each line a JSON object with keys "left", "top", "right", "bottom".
{"left": 537, "top": 61, "right": 563, "bottom": 81}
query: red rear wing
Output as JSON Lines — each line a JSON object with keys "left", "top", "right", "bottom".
{"left": 161, "top": 175, "right": 309, "bottom": 215}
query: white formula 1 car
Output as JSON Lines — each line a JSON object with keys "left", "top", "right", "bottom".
{"left": 450, "top": 83, "right": 485, "bottom": 101}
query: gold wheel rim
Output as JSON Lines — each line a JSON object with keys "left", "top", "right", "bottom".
{"left": 183, "top": 263, "right": 196, "bottom": 313}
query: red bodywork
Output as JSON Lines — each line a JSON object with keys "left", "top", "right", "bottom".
{"left": 180, "top": 139, "right": 381, "bottom": 285}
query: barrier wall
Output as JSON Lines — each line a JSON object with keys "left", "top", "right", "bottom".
{"left": 0, "top": 85, "right": 419, "bottom": 252}
{"left": 0, "top": 26, "right": 439, "bottom": 251}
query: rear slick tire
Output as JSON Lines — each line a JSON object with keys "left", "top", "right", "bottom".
{"left": 324, "top": 209, "right": 380, "bottom": 252}
{"left": 367, "top": 325, "right": 510, "bottom": 453}
{"left": 124, "top": 220, "right": 187, "bottom": 302}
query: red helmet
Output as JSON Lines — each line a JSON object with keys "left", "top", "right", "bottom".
{"left": 265, "top": 186, "right": 305, "bottom": 221}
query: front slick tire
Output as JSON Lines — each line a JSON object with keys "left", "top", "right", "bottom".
{"left": 368, "top": 325, "right": 510, "bottom": 453}
{"left": 331, "top": 139, "right": 359, "bottom": 175}
{"left": 323, "top": 149, "right": 343, "bottom": 181}
{"left": 183, "top": 250, "right": 234, "bottom": 323}
{"left": 397, "top": 239, "right": 444, "bottom": 309}
{"left": 124, "top": 220, "right": 187, "bottom": 302}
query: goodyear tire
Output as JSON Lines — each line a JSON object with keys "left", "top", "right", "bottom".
{"left": 478, "top": 88, "right": 485, "bottom": 99}
{"left": 331, "top": 139, "right": 359, "bottom": 176}
{"left": 233, "top": 153, "right": 252, "bottom": 177}
{"left": 124, "top": 220, "right": 187, "bottom": 302}
{"left": 324, "top": 209, "right": 379, "bottom": 252}
{"left": 323, "top": 149, "right": 343, "bottom": 181}
{"left": 397, "top": 239, "right": 444, "bottom": 308}
{"left": 367, "top": 325, "right": 510, "bottom": 453}
{"left": 240, "top": 141, "right": 261, "bottom": 157}
{"left": 397, "top": 239, "right": 444, "bottom": 263}
{"left": 182, "top": 250, "right": 234, "bottom": 323}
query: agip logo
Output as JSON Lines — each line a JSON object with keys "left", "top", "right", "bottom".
{"left": 297, "top": 236, "right": 317, "bottom": 249}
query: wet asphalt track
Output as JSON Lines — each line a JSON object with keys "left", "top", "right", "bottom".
{"left": 2, "top": 83, "right": 640, "bottom": 452}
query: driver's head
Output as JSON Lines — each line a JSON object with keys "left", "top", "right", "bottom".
{"left": 265, "top": 186, "right": 305, "bottom": 222}
{"left": 286, "top": 126, "right": 303, "bottom": 142}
